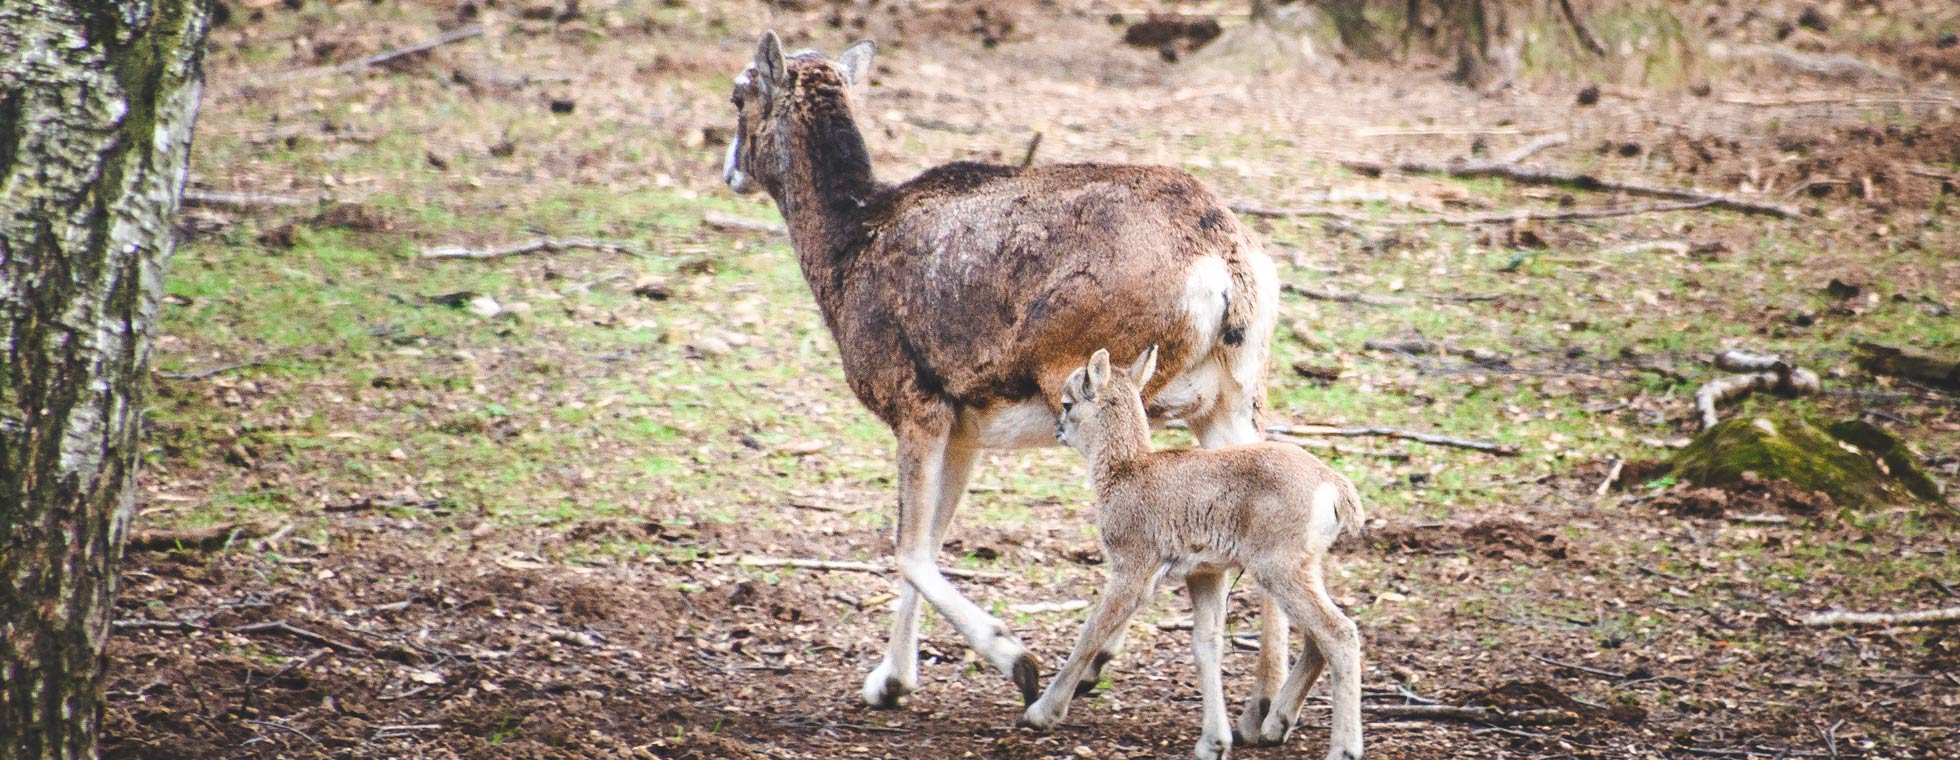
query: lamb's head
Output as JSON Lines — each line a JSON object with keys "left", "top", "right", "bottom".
{"left": 1056, "top": 346, "right": 1158, "bottom": 456}
{"left": 723, "top": 31, "right": 876, "bottom": 196}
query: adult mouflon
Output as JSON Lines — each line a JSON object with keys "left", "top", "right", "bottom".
{"left": 721, "top": 32, "right": 1288, "bottom": 735}
{"left": 1026, "top": 347, "right": 1364, "bottom": 760}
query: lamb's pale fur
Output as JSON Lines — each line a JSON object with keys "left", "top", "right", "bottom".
{"left": 1024, "top": 347, "right": 1365, "bottom": 760}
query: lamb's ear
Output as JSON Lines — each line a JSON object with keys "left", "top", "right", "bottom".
{"left": 836, "top": 39, "right": 875, "bottom": 89}
{"left": 1086, "top": 349, "right": 1112, "bottom": 395}
{"left": 1127, "top": 345, "right": 1159, "bottom": 388}
{"left": 754, "top": 31, "right": 787, "bottom": 98}
{"left": 1062, "top": 367, "right": 1087, "bottom": 404}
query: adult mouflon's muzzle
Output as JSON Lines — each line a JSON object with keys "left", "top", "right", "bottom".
{"left": 722, "top": 137, "right": 755, "bottom": 194}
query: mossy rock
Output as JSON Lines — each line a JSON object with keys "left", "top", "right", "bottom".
{"left": 1665, "top": 413, "right": 1941, "bottom": 509}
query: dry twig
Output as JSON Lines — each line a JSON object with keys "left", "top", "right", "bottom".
{"left": 265, "top": 25, "right": 484, "bottom": 85}
{"left": 702, "top": 212, "right": 786, "bottom": 235}
{"left": 1799, "top": 606, "right": 1960, "bottom": 628}
{"left": 1557, "top": 0, "right": 1606, "bottom": 56}
{"left": 1268, "top": 423, "right": 1518, "bottom": 456}
{"left": 1696, "top": 350, "right": 1820, "bottom": 429}
{"left": 181, "top": 189, "right": 315, "bottom": 209}
{"left": 421, "top": 237, "right": 642, "bottom": 260}
{"left": 1339, "top": 158, "right": 1800, "bottom": 219}
{"left": 717, "top": 556, "right": 1008, "bottom": 580}
{"left": 1504, "top": 133, "right": 1570, "bottom": 163}
{"left": 1365, "top": 703, "right": 1578, "bottom": 726}
{"left": 1232, "top": 198, "right": 1717, "bottom": 226}
{"left": 127, "top": 523, "right": 267, "bottom": 552}
{"left": 231, "top": 620, "right": 370, "bottom": 653}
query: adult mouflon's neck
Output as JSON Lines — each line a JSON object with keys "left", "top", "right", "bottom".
{"left": 767, "top": 81, "right": 880, "bottom": 294}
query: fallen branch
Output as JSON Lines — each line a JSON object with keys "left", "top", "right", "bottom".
{"left": 1363, "top": 337, "right": 1509, "bottom": 365}
{"left": 1268, "top": 423, "right": 1518, "bottom": 456}
{"left": 1009, "top": 599, "right": 1089, "bottom": 615}
{"left": 1696, "top": 351, "right": 1821, "bottom": 429}
{"left": 265, "top": 25, "right": 485, "bottom": 85}
{"left": 1020, "top": 131, "right": 1043, "bottom": 168}
{"left": 718, "top": 556, "right": 1008, "bottom": 580}
{"left": 420, "top": 237, "right": 642, "bottom": 260}
{"left": 1527, "top": 652, "right": 1628, "bottom": 680}
{"left": 181, "top": 189, "right": 316, "bottom": 209}
{"left": 112, "top": 619, "right": 206, "bottom": 632}
{"left": 1504, "top": 133, "right": 1570, "bottom": 164}
{"left": 1268, "top": 434, "right": 1413, "bottom": 460}
{"left": 231, "top": 620, "right": 369, "bottom": 653}
{"left": 1365, "top": 703, "right": 1579, "bottom": 726}
{"left": 1232, "top": 199, "right": 1719, "bottom": 226}
{"left": 1283, "top": 283, "right": 1412, "bottom": 307}
{"left": 155, "top": 360, "right": 275, "bottom": 381}
{"left": 1595, "top": 459, "right": 1624, "bottom": 497}
{"left": 126, "top": 523, "right": 267, "bottom": 552}
{"left": 702, "top": 212, "right": 786, "bottom": 236}
{"left": 1800, "top": 606, "right": 1960, "bottom": 628}
{"left": 1854, "top": 342, "right": 1960, "bottom": 392}
{"left": 1720, "top": 44, "right": 1902, "bottom": 85}
{"left": 1338, "top": 158, "right": 1800, "bottom": 219}
{"left": 247, "top": 648, "right": 333, "bottom": 690}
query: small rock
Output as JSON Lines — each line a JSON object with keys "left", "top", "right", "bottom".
{"left": 1576, "top": 84, "right": 1601, "bottom": 106}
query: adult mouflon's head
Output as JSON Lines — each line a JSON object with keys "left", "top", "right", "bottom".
{"left": 1056, "top": 346, "right": 1158, "bottom": 453}
{"left": 723, "top": 31, "right": 876, "bottom": 196}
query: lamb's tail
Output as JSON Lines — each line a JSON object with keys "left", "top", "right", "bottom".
{"left": 1308, "top": 473, "right": 1368, "bottom": 548}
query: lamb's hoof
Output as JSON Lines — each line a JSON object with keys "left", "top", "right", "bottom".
{"left": 862, "top": 663, "right": 914, "bottom": 709}
{"left": 1194, "top": 733, "right": 1231, "bottom": 760}
{"left": 1323, "top": 747, "right": 1362, "bottom": 760}
{"left": 1257, "top": 714, "right": 1294, "bottom": 745}
{"left": 1012, "top": 652, "right": 1043, "bottom": 707}
{"left": 1232, "top": 698, "right": 1273, "bottom": 745}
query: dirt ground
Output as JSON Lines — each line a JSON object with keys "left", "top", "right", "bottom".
{"left": 108, "top": 0, "right": 1959, "bottom": 758}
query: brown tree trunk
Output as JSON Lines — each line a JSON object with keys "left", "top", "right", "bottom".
{"left": 1444, "top": 0, "right": 1494, "bottom": 87}
{"left": 0, "top": 1, "right": 211, "bottom": 758}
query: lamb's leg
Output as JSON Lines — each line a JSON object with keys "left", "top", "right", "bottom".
{"left": 1192, "top": 405, "right": 1289, "bottom": 742}
{"left": 1255, "top": 589, "right": 1326, "bottom": 745}
{"left": 886, "top": 426, "right": 1040, "bottom": 706}
{"left": 863, "top": 443, "right": 981, "bottom": 708}
{"left": 1023, "top": 560, "right": 1156, "bottom": 730}
{"left": 1186, "top": 569, "right": 1233, "bottom": 760}
{"left": 1262, "top": 564, "right": 1364, "bottom": 760}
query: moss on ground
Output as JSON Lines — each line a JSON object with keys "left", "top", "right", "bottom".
{"left": 1667, "top": 412, "right": 1943, "bottom": 509}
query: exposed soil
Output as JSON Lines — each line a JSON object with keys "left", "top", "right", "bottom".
{"left": 103, "top": 1, "right": 1960, "bottom": 759}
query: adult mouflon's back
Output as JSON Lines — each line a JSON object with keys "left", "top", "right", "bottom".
{"left": 722, "top": 32, "right": 1288, "bottom": 725}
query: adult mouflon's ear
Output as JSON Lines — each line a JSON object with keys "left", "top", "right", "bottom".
{"left": 836, "top": 39, "right": 876, "bottom": 87}
{"left": 1127, "top": 345, "right": 1158, "bottom": 388}
{"left": 754, "top": 31, "right": 787, "bottom": 98}
{"left": 1086, "top": 349, "right": 1112, "bottom": 394}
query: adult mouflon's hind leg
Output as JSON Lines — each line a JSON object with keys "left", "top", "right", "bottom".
{"left": 863, "top": 443, "right": 981, "bottom": 707}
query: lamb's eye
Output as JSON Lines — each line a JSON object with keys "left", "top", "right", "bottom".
{"left": 1060, "top": 400, "right": 1073, "bottom": 413}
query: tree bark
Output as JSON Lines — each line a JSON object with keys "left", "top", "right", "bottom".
{"left": 0, "top": 2, "right": 211, "bottom": 758}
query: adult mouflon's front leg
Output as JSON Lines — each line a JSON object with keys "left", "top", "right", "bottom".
{"left": 876, "top": 424, "right": 1040, "bottom": 707}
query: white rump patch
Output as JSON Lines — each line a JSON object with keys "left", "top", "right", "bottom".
{"left": 1181, "top": 257, "right": 1232, "bottom": 355}
{"left": 1308, "top": 482, "right": 1342, "bottom": 546}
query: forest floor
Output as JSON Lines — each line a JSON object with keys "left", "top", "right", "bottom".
{"left": 108, "top": 0, "right": 1959, "bottom": 758}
